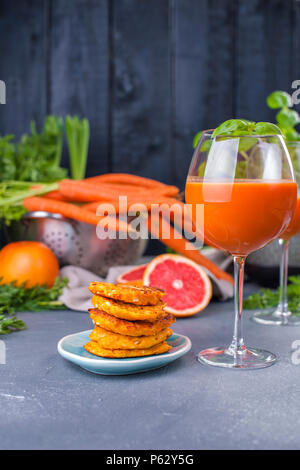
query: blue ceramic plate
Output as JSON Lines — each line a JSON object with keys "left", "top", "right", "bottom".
{"left": 57, "top": 330, "right": 191, "bottom": 375}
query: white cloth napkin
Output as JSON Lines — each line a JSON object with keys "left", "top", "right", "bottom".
{"left": 59, "top": 251, "right": 233, "bottom": 312}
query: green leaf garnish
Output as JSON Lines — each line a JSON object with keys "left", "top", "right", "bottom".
{"left": 212, "top": 119, "right": 255, "bottom": 138}
{"left": 193, "top": 132, "right": 202, "bottom": 149}
{"left": 193, "top": 119, "right": 283, "bottom": 180}
{"left": 200, "top": 139, "right": 212, "bottom": 153}
{"left": 253, "top": 122, "right": 283, "bottom": 136}
{"left": 211, "top": 119, "right": 281, "bottom": 139}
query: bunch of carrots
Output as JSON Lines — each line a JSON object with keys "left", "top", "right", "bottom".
{"left": 24, "top": 173, "right": 233, "bottom": 287}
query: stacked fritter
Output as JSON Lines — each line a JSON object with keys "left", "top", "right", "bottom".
{"left": 84, "top": 282, "right": 176, "bottom": 358}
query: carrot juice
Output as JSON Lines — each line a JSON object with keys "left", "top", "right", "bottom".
{"left": 280, "top": 196, "right": 300, "bottom": 240}
{"left": 185, "top": 178, "right": 297, "bottom": 256}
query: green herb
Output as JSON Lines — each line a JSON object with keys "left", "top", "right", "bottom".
{"left": 211, "top": 119, "right": 253, "bottom": 137}
{"left": 212, "top": 119, "right": 282, "bottom": 139}
{"left": 0, "top": 277, "right": 68, "bottom": 335}
{"left": 14, "top": 116, "right": 66, "bottom": 182}
{"left": 0, "top": 315, "right": 26, "bottom": 335}
{"left": 0, "top": 205, "right": 27, "bottom": 225}
{"left": 266, "top": 90, "right": 300, "bottom": 141}
{"left": 266, "top": 90, "right": 300, "bottom": 184}
{"left": 0, "top": 180, "right": 59, "bottom": 225}
{"left": 193, "top": 132, "right": 202, "bottom": 149}
{"left": 66, "top": 116, "right": 90, "bottom": 180}
{"left": 0, "top": 117, "right": 66, "bottom": 183}
{"left": 193, "top": 119, "right": 283, "bottom": 179}
{"left": 266, "top": 91, "right": 293, "bottom": 109}
{"left": 0, "top": 135, "right": 17, "bottom": 181}
{"left": 244, "top": 276, "right": 300, "bottom": 316}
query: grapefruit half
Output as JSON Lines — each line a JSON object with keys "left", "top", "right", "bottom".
{"left": 117, "top": 264, "right": 148, "bottom": 286}
{"left": 143, "top": 254, "right": 212, "bottom": 317}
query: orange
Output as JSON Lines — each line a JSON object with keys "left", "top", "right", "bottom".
{"left": 0, "top": 241, "right": 59, "bottom": 288}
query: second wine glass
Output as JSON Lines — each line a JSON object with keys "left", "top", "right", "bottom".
{"left": 252, "top": 141, "right": 300, "bottom": 326}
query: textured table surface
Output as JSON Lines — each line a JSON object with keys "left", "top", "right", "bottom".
{"left": 1, "top": 285, "right": 300, "bottom": 450}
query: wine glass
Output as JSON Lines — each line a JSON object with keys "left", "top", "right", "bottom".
{"left": 252, "top": 141, "right": 300, "bottom": 326}
{"left": 185, "top": 130, "right": 297, "bottom": 369}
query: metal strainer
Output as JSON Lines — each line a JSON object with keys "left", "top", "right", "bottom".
{"left": 5, "top": 211, "right": 147, "bottom": 277}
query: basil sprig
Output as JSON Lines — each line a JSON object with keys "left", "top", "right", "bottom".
{"left": 193, "top": 119, "right": 283, "bottom": 150}
{"left": 266, "top": 90, "right": 300, "bottom": 141}
{"left": 267, "top": 91, "right": 293, "bottom": 109}
{"left": 212, "top": 119, "right": 282, "bottom": 139}
{"left": 193, "top": 119, "right": 283, "bottom": 179}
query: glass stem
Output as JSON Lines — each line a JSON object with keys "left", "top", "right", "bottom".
{"left": 228, "top": 256, "right": 246, "bottom": 357}
{"left": 276, "top": 239, "right": 290, "bottom": 318}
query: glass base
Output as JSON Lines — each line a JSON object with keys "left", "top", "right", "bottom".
{"left": 252, "top": 308, "right": 300, "bottom": 326}
{"left": 198, "top": 346, "right": 277, "bottom": 370}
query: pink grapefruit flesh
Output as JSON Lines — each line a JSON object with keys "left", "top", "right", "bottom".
{"left": 143, "top": 254, "right": 212, "bottom": 317}
{"left": 117, "top": 264, "right": 147, "bottom": 284}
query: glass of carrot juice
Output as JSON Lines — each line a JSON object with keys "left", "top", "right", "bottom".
{"left": 252, "top": 141, "right": 300, "bottom": 326}
{"left": 185, "top": 130, "right": 297, "bottom": 369}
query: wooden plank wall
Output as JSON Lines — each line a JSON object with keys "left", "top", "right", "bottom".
{"left": 0, "top": 0, "right": 299, "bottom": 188}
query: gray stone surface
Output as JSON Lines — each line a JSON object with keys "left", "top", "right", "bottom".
{"left": 1, "top": 285, "right": 300, "bottom": 450}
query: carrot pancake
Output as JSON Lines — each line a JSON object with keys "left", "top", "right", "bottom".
{"left": 117, "top": 280, "right": 143, "bottom": 287}
{"left": 89, "top": 325, "right": 173, "bottom": 349}
{"left": 89, "top": 281, "right": 164, "bottom": 306}
{"left": 84, "top": 340, "right": 171, "bottom": 358}
{"left": 89, "top": 308, "right": 176, "bottom": 337}
{"left": 91, "top": 295, "right": 166, "bottom": 322}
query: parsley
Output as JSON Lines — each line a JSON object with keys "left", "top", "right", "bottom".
{"left": 0, "top": 116, "right": 66, "bottom": 183}
{"left": 0, "top": 277, "right": 68, "bottom": 334}
{"left": 243, "top": 276, "right": 300, "bottom": 316}
{"left": 0, "top": 316, "right": 26, "bottom": 335}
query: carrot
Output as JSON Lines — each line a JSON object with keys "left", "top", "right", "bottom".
{"left": 84, "top": 174, "right": 179, "bottom": 197}
{"left": 23, "top": 197, "right": 133, "bottom": 234}
{"left": 83, "top": 195, "right": 179, "bottom": 214}
{"left": 84, "top": 196, "right": 217, "bottom": 250}
{"left": 157, "top": 199, "right": 219, "bottom": 249}
{"left": 148, "top": 212, "right": 234, "bottom": 286}
{"left": 46, "top": 190, "right": 68, "bottom": 201}
{"left": 58, "top": 179, "right": 176, "bottom": 203}
{"left": 59, "top": 180, "right": 140, "bottom": 202}
{"left": 83, "top": 200, "right": 150, "bottom": 214}
{"left": 85, "top": 173, "right": 161, "bottom": 187}
{"left": 86, "top": 173, "right": 168, "bottom": 188}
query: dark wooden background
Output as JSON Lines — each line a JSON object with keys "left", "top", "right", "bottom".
{"left": 0, "top": 0, "right": 300, "bottom": 190}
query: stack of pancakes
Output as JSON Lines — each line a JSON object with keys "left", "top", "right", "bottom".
{"left": 84, "top": 282, "right": 176, "bottom": 358}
